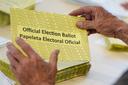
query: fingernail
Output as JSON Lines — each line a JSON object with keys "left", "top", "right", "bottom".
{"left": 55, "top": 49, "right": 60, "bottom": 54}
{"left": 16, "top": 37, "right": 21, "bottom": 42}
{"left": 69, "top": 13, "right": 72, "bottom": 15}
{"left": 6, "top": 42, "right": 12, "bottom": 47}
{"left": 76, "top": 21, "right": 84, "bottom": 28}
{"left": 16, "top": 37, "right": 24, "bottom": 44}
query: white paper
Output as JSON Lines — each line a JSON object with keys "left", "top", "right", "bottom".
{"left": 0, "top": 71, "right": 15, "bottom": 85}
{"left": 0, "top": 37, "right": 10, "bottom": 48}
{"left": 36, "top": 0, "right": 43, "bottom": 3}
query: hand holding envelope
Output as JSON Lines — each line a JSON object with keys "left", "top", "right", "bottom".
{"left": 70, "top": 6, "right": 128, "bottom": 45}
{"left": 6, "top": 38, "right": 59, "bottom": 85}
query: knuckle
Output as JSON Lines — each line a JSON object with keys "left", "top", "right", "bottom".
{"left": 21, "top": 59, "right": 29, "bottom": 65}
{"left": 97, "top": 6, "right": 103, "bottom": 9}
{"left": 95, "top": 6, "right": 103, "bottom": 9}
{"left": 95, "top": 6, "right": 104, "bottom": 11}
{"left": 31, "top": 58, "right": 37, "bottom": 63}
{"left": 22, "top": 44, "right": 30, "bottom": 50}
{"left": 52, "top": 53, "right": 57, "bottom": 57}
{"left": 11, "top": 50, "right": 18, "bottom": 55}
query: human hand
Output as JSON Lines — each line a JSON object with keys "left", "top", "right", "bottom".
{"left": 6, "top": 38, "right": 59, "bottom": 85}
{"left": 121, "top": 2, "right": 128, "bottom": 10}
{"left": 69, "top": 6, "right": 128, "bottom": 38}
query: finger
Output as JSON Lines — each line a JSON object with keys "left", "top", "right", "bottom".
{"left": 10, "top": 65, "right": 17, "bottom": 75}
{"left": 76, "top": 21, "right": 95, "bottom": 29}
{"left": 121, "top": 2, "right": 128, "bottom": 10}
{"left": 7, "top": 51, "right": 19, "bottom": 68}
{"left": 81, "top": 14, "right": 94, "bottom": 20}
{"left": 69, "top": 6, "right": 93, "bottom": 16}
{"left": 16, "top": 38, "right": 39, "bottom": 59}
{"left": 49, "top": 49, "right": 59, "bottom": 75}
{"left": 87, "top": 29, "right": 97, "bottom": 35}
{"left": 69, "top": 8, "right": 85, "bottom": 16}
{"left": 6, "top": 42, "right": 24, "bottom": 62}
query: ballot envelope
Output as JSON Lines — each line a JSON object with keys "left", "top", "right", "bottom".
{"left": 104, "top": 37, "right": 128, "bottom": 51}
{"left": 0, "top": 9, "right": 91, "bottom": 84}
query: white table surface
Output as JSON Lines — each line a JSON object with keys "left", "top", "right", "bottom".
{"left": 0, "top": 0, "right": 128, "bottom": 85}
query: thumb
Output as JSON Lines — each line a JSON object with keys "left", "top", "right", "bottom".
{"left": 49, "top": 49, "right": 60, "bottom": 75}
{"left": 76, "top": 21, "right": 95, "bottom": 30}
